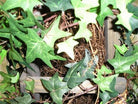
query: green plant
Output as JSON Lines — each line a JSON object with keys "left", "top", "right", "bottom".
{"left": 0, "top": 0, "right": 138, "bottom": 104}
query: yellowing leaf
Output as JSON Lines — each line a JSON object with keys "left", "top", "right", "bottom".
{"left": 71, "top": 0, "right": 98, "bottom": 24}
{"left": 43, "top": 16, "right": 72, "bottom": 48}
{"left": 74, "top": 21, "right": 92, "bottom": 41}
{"left": 57, "top": 37, "right": 79, "bottom": 60}
{"left": 10, "top": 72, "right": 19, "bottom": 83}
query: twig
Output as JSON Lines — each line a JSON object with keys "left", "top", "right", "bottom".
{"left": 0, "top": 41, "right": 7, "bottom": 45}
{"left": 44, "top": 14, "right": 57, "bottom": 23}
{"left": 61, "top": 22, "right": 79, "bottom": 30}
{"left": 95, "top": 86, "right": 100, "bottom": 104}
{"left": 63, "top": 85, "right": 98, "bottom": 101}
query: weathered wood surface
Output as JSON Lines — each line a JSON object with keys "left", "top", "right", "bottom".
{"left": 0, "top": 57, "right": 8, "bottom": 81}
{"left": 20, "top": 75, "right": 96, "bottom": 94}
{"left": 20, "top": 75, "right": 127, "bottom": 94}
{"left": 105, "top": 16, "right": 121, "bottom": 60}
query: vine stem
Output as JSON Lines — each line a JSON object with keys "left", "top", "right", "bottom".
{"left": 95, "top": 86, "right": 100, "bottom": 104}
{"left": 63, "top": 85, "right": 98, "bottom": 102}
{"left": 61, "top": 22, "right": 79, "bottom": 30}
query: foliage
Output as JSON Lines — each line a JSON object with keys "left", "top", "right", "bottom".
{"left": 0, "top": 0, "right": 138, "bottom": 104}
{"left": 10, "top": 93, "right": 35, "bottom": 104}
{"left": 41, "top": 73, "right": 70, "bottom": 104}
{"left": 43, "top": 0, "right": 73, "bottom": 12}
{"left": 42, "top": 49, "right": 98, "bottom": 103}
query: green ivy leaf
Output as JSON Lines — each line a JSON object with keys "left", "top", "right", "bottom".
{"left": 114, "top": 44, "right": 128, "bottom": 55}
{"left": 2, "top": 0, "right": 42, "bottom": 12}
{"left": 57, "top": 37, "right": 79, "bottom": 60}
{"left": 10, "top": 72, "right": 19, "bottom": 83}
{"left": 100, "top": 90, "right": 118, "bottom": 104}
{"left": 93, "top": 74, "right": 118, "bottom": 92}
{"left": 16, "top": 29, "right": 65, "bottom": 68}
{"left": 74, "top": 21, "right": 92, "bottom": 42}
{"left": 96, "top": 65, "right": 112, "bottom": 75}
{"left": 8, "top": 46, "right": 32, "bottom": 70}
{"left": 5, "top": 85, "right": 16, "bottom": 94}
{"left": 18, "top": 10, "right": 37, "bottom": 28}
{"left": 64, "top": 49, "right": 98, "bottom": 88}
{"left": 25, "top": 79, "right": 35, "bottom": 93}
{"left": 132, "top": 45, "right": 138, "bottom": 54}
{"left": 127, "top": 2, "right": 138, "bottom": 17}
{"left": 129, "top": 16, "right": 138, "bottom": 31}
{"left": 0, "top": 46, "right": 7, "bottom": 64}
{"left": 41, "top": 73, "right": 69, "bottom": 104}
{"left": 19, "top": 10, "right": 44, "bottom": 29}
{"left": 97, "top": 0, "right": 115, "bottom": 26}
{"left": 0, "top": 31, "right": 22, "bottom": 48}
{"left": 12, "top": 93, "right": 35, "bottom": 104}
{"left": 44, "top": 0, "right": 73, "bottom": 12}
{"left": 108, "top": 50, "right": 138, "bottom": 74}
{"left": 0, "top": 71, "right": 11, "bottom": 83}
{"left": 43, "top": 16, "right": 72, "bottom": 48}
{"left": 7, "top": 15, "right": 27, "bottom": 33}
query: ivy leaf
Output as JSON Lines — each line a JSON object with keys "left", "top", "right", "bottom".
{"left": 57, "top": 37, "right": 79, "bottom": 60}
{"left": 115, "top": 0, "right": 133, "bottom": 30}
{"left": 16, "top": 29, "right": 65, "bottom": 68}
{"left": 7, "top": 15, "right": 27, "bottom": 33}
{"left": 108, "top": 50, "right": 138, "bottom": 74}
{"left": 127, "top": 2, "right": 138, "bottom": 17}
{"left": 93, "top": 74, "right": 118, "bottom": 92}
{"left": 129, "top": 16, "right": 138, "bottom": 31}
{"left": 0, "top": 29, "right": 22, "bottom": 48}
{"left": 44, "top": 0, "right": 73, "bottom": 12}
{"left": 2, "top": 0, "right": 42, "bottom": 12}
{"left": 100, "top": 90, "right": 118, "bottom": 104}
{"left": 96, "top": 65, "right": 112, "bottom": 75}
{"left": 114, "top": 44, "right": 128, "bottom": 55}
{"left": 64, "top": 49, "right": 98, "bottom": 88}
{"left": 12, "top": 93, "right": 35, "bottom": 104}
{"left": 0, "top": 71, "right": 11, "bottom": 83}
{"left": 71, "top": 0, "right": 98, "bottom": 41}
{"left": 97, "top": 0, "right": 115, "bottom": 26}
{"left": 43, "top": 16, "right": 72, "bottom": 48}
{"left": 10, "top": 72, "right": 20, "bottom": 83}
{"left": 0, "top": 46, "right": 7, "bottom": 64}
{"left": 25, "top": 79, "right": 35, "bottom": 93}
{"left": 71, "top": 0, "right": 98, "bottom": 24}
{"left": 8, "top": 46, "right": 33, "bottom": 70}
{"left": 19, "top": 10, "right": 44, "bottom": 29}
{"left": 74, "top": 21, "right": 92, "bottom": 42}
{"left": 41, "top": 73, "right": 69, "bottom": 104}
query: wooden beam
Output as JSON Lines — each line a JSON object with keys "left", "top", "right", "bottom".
{"left": 20, "top": 76, "right": 127, "bottom": 94}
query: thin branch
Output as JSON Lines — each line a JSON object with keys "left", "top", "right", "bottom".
{"left": 0, "top": 41, "right": 7, "bottom": 45}
{"left": 63, "top": 85, "right": 98, "bottom": 101}
{"left": 95, "top": 86, "right": 100, "bottom": 104}
{"left": 44, "top": 14, "right": 57, "bottom": 23}
{"left": 61, "top": 22, "right": 79, "bottom": 30}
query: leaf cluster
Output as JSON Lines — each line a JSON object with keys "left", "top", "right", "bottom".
{"left": 0, "top": 0, "right": 138, "bottom": 104}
